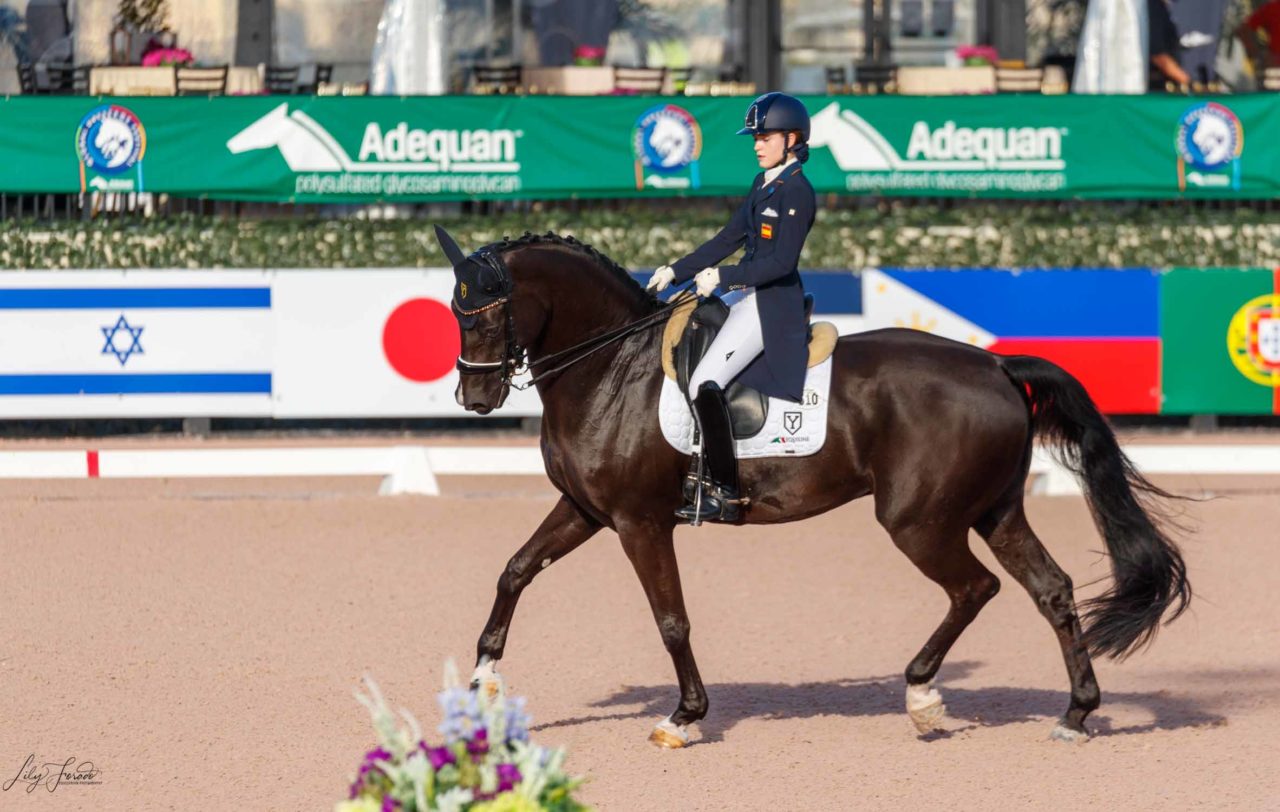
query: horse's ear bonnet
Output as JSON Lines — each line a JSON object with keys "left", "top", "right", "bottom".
{"left": 437, "top": 226, "right": 514, "bottom": 329}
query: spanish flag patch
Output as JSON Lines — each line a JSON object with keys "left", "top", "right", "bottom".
{"left": 760, "top": 223, "right": 774, "bottom": 239}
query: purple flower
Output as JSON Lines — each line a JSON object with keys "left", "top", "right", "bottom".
{"left": 467, "top": 728, "right": 490, "bottom": 756}
{"left": 424, "top": 745, "right": 455, "bottom": 771}
{"left": 504, "top": 696, "right": 531, "bottom": 743}
{"left": 496, "top": 763, "right": 522, "bottom": 792}
{"left": 350, "top": 747, "right": 392, "bottom": 798}
{"left": 437, "top": 687, "right": 485, "bottom": 743}
{"left": 381, "top": 795, "right": 401, "bottom": 812}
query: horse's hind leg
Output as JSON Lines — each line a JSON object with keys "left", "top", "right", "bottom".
{"left": 977, "top": 502, "right": 1100, "bottom": 741}
{"left": 472, "top": 496, "right": 601, "bottom": 691}
{"left": 889, "top": 525, "right": 1001, "bottom": 734}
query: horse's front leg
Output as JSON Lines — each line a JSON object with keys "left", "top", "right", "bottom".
{"left": 473, "top": 495, "right": 601, "bottom": 690}
{"left": 618, "top": 519, "right": 707, "bottom": 749}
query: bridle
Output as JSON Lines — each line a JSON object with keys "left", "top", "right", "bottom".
{"left": 453, "top": 248, "right": 526, "bottom": 388}
{"left": 452, "top": 247, "right": 696, "bottom": 393}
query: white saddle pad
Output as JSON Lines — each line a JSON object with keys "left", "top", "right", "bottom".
{"left": 658, "top": 357, "right": 833, "bottom": 459}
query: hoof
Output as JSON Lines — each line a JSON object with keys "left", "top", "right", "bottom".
{"left": 649, "top": 717, "right": 690, "bottom": 749}
{"left": 469, "top": 661, "right": 504, "bottom": 701}
{"left": 906, "top": 683, "right": 947, "bottom": 734}
{"left": 1049, "top": 722, "right": 1089, "bottom": 743}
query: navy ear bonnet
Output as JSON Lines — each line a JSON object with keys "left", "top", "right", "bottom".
{"left": 435, "top": 224, "right": 512, "bottom": 329}
{"left": 451, "top": 250, "right": 513, "bottom": 329}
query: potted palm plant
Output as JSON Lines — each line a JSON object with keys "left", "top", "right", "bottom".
{"left": 111, "top": 0, "right": 176, "bottom": 64}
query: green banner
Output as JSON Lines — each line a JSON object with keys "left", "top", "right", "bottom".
{"left": 2, "top": 95, "right": 1279, "bottom": 201}
{"left": 1161, "top": 267, "right": 1280, "bottom": 414}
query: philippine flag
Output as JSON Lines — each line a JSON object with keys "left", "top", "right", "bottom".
{"left": 864, "top": 268, "right": 1161, "bottom": 414}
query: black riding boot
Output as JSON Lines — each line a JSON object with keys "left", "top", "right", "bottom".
{"left": 676, "top": 382, "right": 743, "bottom": 523}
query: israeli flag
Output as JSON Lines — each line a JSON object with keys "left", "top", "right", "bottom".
{"left": 0, "top": 271, "right": 273, "bottom": 418}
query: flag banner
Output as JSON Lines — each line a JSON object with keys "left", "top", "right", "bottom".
{"left": 1161, "top": 267, "right": 1280, "bottom": 415}
{"left": 863, "top": 268, "right": 1163, "bottom": 414}
{"left": 2, "top": 94, "right": 1279, "bottom": 201}
{"left": 0, "top": 271, "right": 273, "bottom": 417}
{"left": 4, "top": 267, "right": 1275, "bottom": 419}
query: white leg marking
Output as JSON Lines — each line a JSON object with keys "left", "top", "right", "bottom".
{"left": 470, "top": 660, "right": 504, "bottom": 700}
{"left": 649, "top": 715, "right": 690, "bottom": 749}
{"left": 1050, "top": 722, "right": 1089, "bottom": 743}
{"left": 906, "top": 683, "right": 947, "bottom": 734}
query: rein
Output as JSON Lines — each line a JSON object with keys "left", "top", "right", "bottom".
{"left": 514, "top": 282, "right": 696, "bottom": 390}
{"left": 453, "top": 247, "right": 695, "bottom": 392}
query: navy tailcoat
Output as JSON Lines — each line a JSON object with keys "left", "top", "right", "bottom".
{"left": 671, "top": 163, "right": 816, "bottom": 402}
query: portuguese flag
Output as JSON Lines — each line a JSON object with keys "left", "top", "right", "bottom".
{"left": 1161, "top": 268, "right": 1280, "bottom": 414}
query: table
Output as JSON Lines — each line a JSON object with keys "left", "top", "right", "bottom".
{"left": 89, "top": 65, "right": 264, "bottom": 96}
{"left": 520, "top": 66, "right": 614, "bottom": 95}
{"left": 896, "top": 66, "right": 996, "bottom": 95}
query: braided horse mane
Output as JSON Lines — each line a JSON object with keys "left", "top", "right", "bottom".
{"left": 483, "top": 231, "right": 659, "bottom": 312}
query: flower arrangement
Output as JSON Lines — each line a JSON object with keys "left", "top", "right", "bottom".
{"left": 572, "top": 46, "right": 606, "bottom": 67}
{"left": 337, "top": 662, "right": 589, "bottom": 812}
{"left": 140, "top": 46, "right": 193, "bottom": 67}
{"left": 956, "top": 45, "right": 999, "bottom": 67}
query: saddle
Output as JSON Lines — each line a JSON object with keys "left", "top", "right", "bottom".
{"left": 662, "top": 294, "right": 838, "bottom": 439}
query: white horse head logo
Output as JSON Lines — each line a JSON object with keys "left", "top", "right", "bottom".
{"left": 1191, "top": 114, "right": 1233, "bottom": 168}
{"left": 807, "top": 102, "right": 898, "bottom": 171}
{"left": 93, "top": 117, "right": 136, "bottom": 170}
{"left": 226, "top": 103, "right": 347, "bottom": 172}
{"left": 648, "top": 115, "right": 692, "bottom": 168}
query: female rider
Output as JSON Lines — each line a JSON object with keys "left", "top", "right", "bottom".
{"left": 647, "top": 92, "right": 816, "bottom": 524}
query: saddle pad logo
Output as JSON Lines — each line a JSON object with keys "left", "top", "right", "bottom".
{"left": 783, "top": 412, "right": 802, "bottom": 434}
{"left": 760, "top": 223, "right": 774, "bottom": 239}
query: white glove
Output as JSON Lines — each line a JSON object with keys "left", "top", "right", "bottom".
{"left": 646, "top": 264, "right": 675, "bottom": 292}
{"left": 694, "top": 267, "right": 720, "bottom": 298}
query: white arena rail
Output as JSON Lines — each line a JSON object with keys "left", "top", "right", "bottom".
{"left": 0, "top": 444, "right": 1276, "bottom": 497}
{"left": 0, "top": 446, "right": 546, "bottom": 496}
{"left": 1029, "top": 444, "right": 1280, "bottom": 496}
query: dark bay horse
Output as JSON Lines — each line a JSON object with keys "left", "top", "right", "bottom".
{"left": 436, "top": 227, "right": 1190, "bottom": 747}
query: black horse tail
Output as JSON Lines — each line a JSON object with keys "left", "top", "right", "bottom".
{"left": 1000, "top": 355, "right": 1191, "bottom": 660}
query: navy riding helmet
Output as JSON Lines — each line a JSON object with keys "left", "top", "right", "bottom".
{"left": 737, "top": 92, "right": 811, "bottom": 162}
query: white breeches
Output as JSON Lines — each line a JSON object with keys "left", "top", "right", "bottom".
{"left": 687, "top": 288, "right": 765, "bottom": 399}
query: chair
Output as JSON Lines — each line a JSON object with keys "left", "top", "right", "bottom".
{"left": 612, "top": 66, "right": 665, "bottom": 94}
{"left": 295, "top": 63, "right": 334, "bottom": 94}
{"left": 16, "top": 63, "right": 36, "bottom": 94}
{"left": 264, "top": 64, "right": 300, "bottom": 94}
{"left": 995, "top": 66, "right": 1044, "bottom": 93}
{"left": 1263, "top": 67, "right": 1280, "bottom": 91}
{"left": 665, "top": 66, "right": 693, "bottom": 94}
{"left": 175, "top": 64, "right": 229, "bottom": 95}
{"left": 825, "top": 65, "right": 849, "bottom": 94}
{"left": 900, "top": 0, "right": 924, "bottom": 37}
{"left": 854, "top": 63, "right": 897, "bottom": 94}
{"left": 471, "top": 64, "right": 522, "bottom": 95}
{"left": 932, "top": 0, "right": 955, "bottom": 36}
{"left": 43, "top": 63, "right": 91, "bottom": 95}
